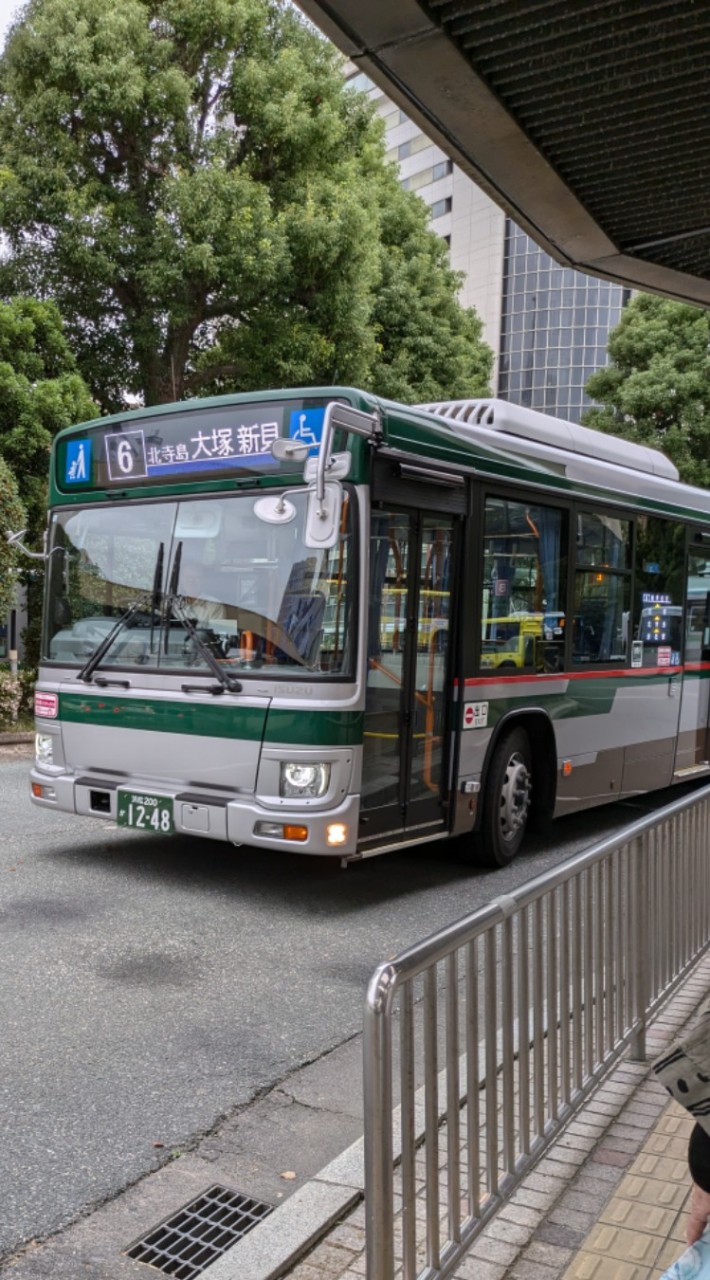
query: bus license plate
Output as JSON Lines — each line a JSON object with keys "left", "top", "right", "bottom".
{"left": 116, "top": 790, "right": 174, "bottom": 834}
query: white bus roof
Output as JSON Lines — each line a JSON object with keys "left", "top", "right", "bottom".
{"left": 414, "top": 398, "right": 679, "bottom": 482}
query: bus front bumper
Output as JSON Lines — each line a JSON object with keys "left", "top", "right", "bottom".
{"left": 30, "top": 768, "right": 360, "bottom": 857}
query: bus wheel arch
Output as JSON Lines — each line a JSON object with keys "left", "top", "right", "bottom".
{"left": 474, "top": 712, "right": 556, "bottom": 867}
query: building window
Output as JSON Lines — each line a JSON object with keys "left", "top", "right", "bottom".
{"left": 498, "top": 219, "right": 628, "bottom": 423}
{"left": 400, "top": 165, "right": 439, "bottom": 193}
{"left": 432, "top": 159, "right": 453, "bottom": 181}
{"left": 348, "top": 71, "right": 374, "bottom": 93}
{"left": 430, "top": 197, "right": 452, "bottom": 219}
{"left": 398, "top": 134, "right": 428, "bottom": 161}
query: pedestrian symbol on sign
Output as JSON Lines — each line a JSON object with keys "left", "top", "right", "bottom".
{"left": 65, "top": 438, "right": 92, "bottom": 485}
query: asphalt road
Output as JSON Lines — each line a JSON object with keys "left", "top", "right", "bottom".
{"left": 0, "top": 747, "right": 702, "bottom": 1259}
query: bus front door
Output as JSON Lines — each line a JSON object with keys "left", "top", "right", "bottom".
{"left": 359, "top": 507, "right": 457, "bottom": 846}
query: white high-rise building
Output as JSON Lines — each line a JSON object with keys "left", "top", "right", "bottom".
{"left": 350, "top": 68, "right": 628, "bottom": 424}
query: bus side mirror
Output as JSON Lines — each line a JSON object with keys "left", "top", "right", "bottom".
{"left": 304, "top": 482, "right": 342, "bottom": 549}
{"left": 271, "top": 437, "right": 310, "bottom": 467}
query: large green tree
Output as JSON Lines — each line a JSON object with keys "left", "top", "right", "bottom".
{"left": 0, "top": 296, "right": 97, "bottom": 541}
{"left": 0, "top": 0, "right": 492, "bottom": 411}
{"left": 195, "top": 164, "right": 493, "bottom": 401}
{"left": 584, "top": 294, "right": 710, "bottom": 487}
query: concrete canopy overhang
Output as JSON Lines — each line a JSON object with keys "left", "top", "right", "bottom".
{"left": 296, "top": 0, "right": 710, "bottom": 307}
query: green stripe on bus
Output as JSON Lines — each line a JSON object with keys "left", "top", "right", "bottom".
{"left": 265, "top": 708, "right": 363, "bottom": 746}
{"left": 58, "top": 693, "right": 363, "bottom": 745}
{"left": 477, "top": 672, "right": 675, "bottom": 725}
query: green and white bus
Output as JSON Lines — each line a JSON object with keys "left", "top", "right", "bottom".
{"left": 27, "top": 388, "right": 710, "bottom": 866}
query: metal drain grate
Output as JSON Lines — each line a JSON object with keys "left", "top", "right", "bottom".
{"left": 125, "top": 1184, "right": 273, "bottom": 1279}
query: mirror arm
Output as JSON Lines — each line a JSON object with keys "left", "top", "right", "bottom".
{"left": 314, "top": 403, "right": 383, "bottom": 507}
{"left": 5, "top": 529, "right": 58, "bottom": 561}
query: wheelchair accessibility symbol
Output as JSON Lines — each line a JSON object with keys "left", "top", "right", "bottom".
{"left": 289, "top": 408, "right": 325, "bottom": 452}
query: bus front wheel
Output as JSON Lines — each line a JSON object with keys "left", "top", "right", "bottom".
{"left": 476, "top": 727, "right": 532, "bottom": 867}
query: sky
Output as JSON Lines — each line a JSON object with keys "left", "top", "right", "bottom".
{"left": 0, "top": 0, "right": 21, "bottom": 45}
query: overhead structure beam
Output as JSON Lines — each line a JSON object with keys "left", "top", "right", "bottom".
{"left": 297, "top": 0, "right": 710, "bottom": 307}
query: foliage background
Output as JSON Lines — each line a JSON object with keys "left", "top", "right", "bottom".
{"left": 584, "top": 295, "right": 710, "bottom": 487}
{"left": 0, "top": 0, "right": 492, "bottom": 412}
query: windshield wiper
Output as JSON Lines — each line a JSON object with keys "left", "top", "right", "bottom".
{"left": 166, "top": 596, "right": 242, "bottom": 693}
{"left": 162, "top": 542, "right": 241, "bottom": 693}
{"left": 163, "top": 540, "right": 183, "bottom": 654}
{"left": 149, "top": 541, "right": 165, "bottom": 656}
{"left": 76, "top": 598, "right": 148, "bottom": 684}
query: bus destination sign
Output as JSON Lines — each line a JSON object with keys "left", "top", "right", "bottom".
{"left": 58, "top": 401, "right": 328, "bottom": 491}
{"left": 105, "top": 417, "right": 280, "bottom": 481}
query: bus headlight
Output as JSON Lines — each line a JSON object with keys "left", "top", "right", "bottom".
{"left": 35, "top": 733, "right": 54, "bottom": 765}
{"left": 279, "top": 762, "right": 330, "bottom": 798}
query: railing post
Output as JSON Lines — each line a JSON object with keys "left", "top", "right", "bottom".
{"left": 360, "top": 786, "right": 710, "bottom": 1280}
{"left": 628, "top": 834, "right": 649, "bottom": 1061}
{"left": 364, "top": 964, "right": 396, "bottom": 1280}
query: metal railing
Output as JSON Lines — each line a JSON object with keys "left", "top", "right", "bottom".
{"left": 363, "top": 785, "right": 710, "bottom": 1280}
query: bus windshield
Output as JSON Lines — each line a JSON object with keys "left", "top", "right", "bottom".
{"left": 42, "top": 491, "right": 355, "bottom": 677}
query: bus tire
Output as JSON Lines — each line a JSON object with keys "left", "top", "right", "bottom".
{"left": 476, "top": 727, "right": 532, "bottom": 867}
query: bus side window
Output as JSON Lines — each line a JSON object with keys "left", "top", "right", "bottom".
{"left": 480, "top": 495, "right": 567, "bottom": 675}
{"left": 633, "top": 516, "right": 684, "bottom": 666}
{"left": 572, "top": 511, "right": 631, "bottom": 664}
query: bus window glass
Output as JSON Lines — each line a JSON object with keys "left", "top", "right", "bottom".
{"left": 572, "top": 512, "right": 631, "bottom": 664}
{"left": 572, "top": 572, "right": 630, "bottom": 663}
{"left": 480, "top": 498, "right": 567, "bottom": 673}
{"left": 633, "top": 516, "right": 685, "bottom": 667}
{"left": 43, "top": 491, "right": 355, "bottom": 677}
{"left": 44, "top": 503, "right": 178, "bottom": 665}
{"left": 685, "top": 554, "right": 710, "bottom": 663}
{"left": 576, "top": 512, "right": 631, "bottom": 569}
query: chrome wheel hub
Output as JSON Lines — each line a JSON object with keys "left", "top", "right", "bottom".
{"left": 498, "top": 751, "right": 531, "bottom": 841}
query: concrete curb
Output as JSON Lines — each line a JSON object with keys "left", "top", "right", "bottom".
{"left": 0, "top": 731, "right": 33, "bottom": 744}
{"left": 196, "top": 1033, "right": 513, "bottom": 1279}
{"left": 199, "top": 1172, "right": 363, "bottom": 1280}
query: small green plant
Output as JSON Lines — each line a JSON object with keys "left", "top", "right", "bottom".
{"left": 0, "top": 670, "right": 22, "bottom": 727}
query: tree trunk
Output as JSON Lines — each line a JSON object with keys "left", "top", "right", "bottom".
{"left": 141, "top": 319, "right": 202, "bottom": 406}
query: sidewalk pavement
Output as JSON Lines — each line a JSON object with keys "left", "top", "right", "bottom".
{"left": 201, "top": 951, "right": 710, "bottom": 1280}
